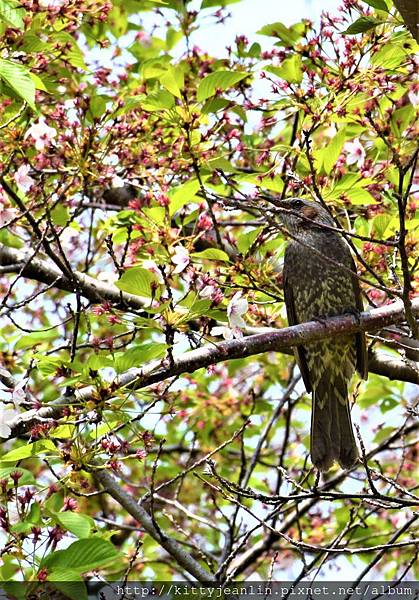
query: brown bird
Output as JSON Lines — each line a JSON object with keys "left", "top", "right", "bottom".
{"left": 278, "top": 198, "right": 368, "bottom": 471}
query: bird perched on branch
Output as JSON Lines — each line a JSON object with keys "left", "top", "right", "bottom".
{"left": 278, "top": 198, "right": 368, "bottom": 471}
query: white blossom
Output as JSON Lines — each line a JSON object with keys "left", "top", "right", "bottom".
{"left": 227, "top": 292, "right": 248, "bottom": 329}
{"left": 24, "top": 118, "right": 56, "bottom": 151}
{"left": 344, "top": 138, "right": 365, "bottom": 168}
{"left": 171, "top": 246, "right": 190, "bottom": 274}
{"left": 0, "top": 406, "right": 19, "bottom": 438}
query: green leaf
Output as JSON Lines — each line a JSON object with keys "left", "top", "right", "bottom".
{"left": 201, "top": 97, "right": 229, "bottom": 114}
{"left": 0, "top": 59, "right": 36, "bottom": 109}
{"left": 51, "top": 205, "right": 69, "bottom": 226}
{"left": 88, "top": 95, "right": 109, "bottom": 120}
{"left": 116, "top": 267, "right": 156, "bottom": 298}
{"left": 372, "top": 213, "right": 391, "bottom": 237}
{"left": 0, "top": 0, "right": 25, "bottom": 29}
{"left": 265, "top": 55, "right": 302, "bottom": 84}
{"left": 371, "top": 39, "right": 410, "bottom": 69}
{"left": 256, "top": 21, "right": 304, "bottom": 45}
{"left": 47, "top": 576, "right": 87, "bottom": 600}
{"left": 0, "top": 440, "right": 58, "bottom": 463}
{"left": 20, "top": 32, "right": 48, "bottom": 53}
{"left": 42, "top": 538, "right": 119, "bottom": 572}
{"left": 169, "top": 179, "right": 200, "bottom": 215}
{"left": 237, "top": 229, "right": 261, "bottom": 255}
{"left": 52, "top": 32, "right": 86, "bottom": 70}
{"left": 29, "top": 72, "right": 48, "bottom": 93}
{"left": 166, "top": 27, "right": 183, "bottom": 50}
{"left": 14, "top": 329, "right": 57, "bottom": 350}
{"left": 343, "top": 17, "right": 381, "bottom": 34}
{"left": 114, "top": 343, "right": 167, "bottom": 372}
{"left": 141, "top": 89, "right": 175, "bottom": 111}
{"left": 192, "top": 248, "right": 230, "bottom": 262}
{"left": 344, "top": 187, "right": 378, "bottom": 204}
{"left": 323, "top": 129, "right": 346, "bottom": 174}
{"left": 373, "top": 426, "right": 395, "bottom": 444}
{"left": 55, "top": 512, "right": 93, "bottom": 539}
{"left": 197, "top": 71, "right": 248, "bottom": 102}
{"left": 362, "top": 0, "right": 389, "bottom": 11}
{"left": 160, "top": 66, "right": 184, "bottom": 99}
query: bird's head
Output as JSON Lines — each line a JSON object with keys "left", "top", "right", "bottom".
{"left": 276, "top": 198, "right": 335, "bottom": 236}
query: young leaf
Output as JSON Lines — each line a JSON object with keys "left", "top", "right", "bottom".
{"left": 0, "top": 440, "right": 58, "bottom": 463}
{"left": 0, "top": 59, "right": 36, "bottom": 109}
{"left": 362, "top": 0, "right": 389, "bottom": 11}
{"left": 197, "top": 71, "right": 248, "bottom": 102}
{"left": 116, "top": 267, "right": 155, "bottom": 298}
{"left": 192, "top": 248, "right": 230, "bottom": 262}
{"left": 265, "top": 55, "right": 302, "bottom": 84}
{"left": 169, "top": 179, "right": 201, "bottom": 215}
{"left": 343, "top": 17, "right": 382, "bottom": 34}
{"left": 55, "top": 512, "right": 93, "bottom": 539}
{"left": 323, "top": 129, "right": 346, "bottom": 174}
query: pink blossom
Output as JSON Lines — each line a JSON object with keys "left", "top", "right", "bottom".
{"left": 171, "top": 246, "right": 190, "bottom": 273}
{"left": 197, "top": 212, "right": 213, "bottom": 231}
{"left": 344, "top": 139, "right": 365, "bottom": 168}
{"left": 0, "top": 206, "right": 18, "bottom": 228}
{"left": 14, "top": 164, "right": 35, "bottom": 192}
{"left": 25, "top": 118, "right": 56, "bottom": 151}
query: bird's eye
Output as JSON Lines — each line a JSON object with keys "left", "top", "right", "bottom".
{"left": 292, "top": 200, "right": 303, "bottom": 210}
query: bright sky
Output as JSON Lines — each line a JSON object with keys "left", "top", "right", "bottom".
{"left": 190, "top": 0, "right": 341, "bottom": 56}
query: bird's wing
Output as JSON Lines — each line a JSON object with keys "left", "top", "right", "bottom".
{"left": 350, "top": 258, "right": 368, "bottom": 380}
{"left": 283, "top": 267, "right": 312, "bottom": 393}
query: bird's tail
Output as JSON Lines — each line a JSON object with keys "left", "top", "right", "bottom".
{"left": 310, "top": 382, "right": 358, "bottom": 472}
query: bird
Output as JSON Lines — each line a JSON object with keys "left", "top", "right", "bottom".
{"left": 277, "top": 198, "right": 368, "bottom": 471}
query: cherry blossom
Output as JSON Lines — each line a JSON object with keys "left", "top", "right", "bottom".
{"left": 171, "top": 246, "right": 190, "bottom": 273}
{"left": 14, "top": 164, "right": 35, "bottom": 192}
{"left": 211, "top": 325, "right": 235, "bottom": 340}
{"left": 227, "top": 291, "right": 248, "bottom": 330}
{"left": 0, "top": 206, "right": 18, "bottom": 228}
{"left": 12, "top": 379, "right": 28, "bottom": 408}
{"left": 24, "top": 118, "right": 57, "bottom": 151}
{"left": 344, "top": 138, "right": 366, "bottom": 168}
{"left": 408, "top": 87, "right": 419, "bottom": 107}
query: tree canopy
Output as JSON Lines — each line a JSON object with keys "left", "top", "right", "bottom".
{"left": 0, "top": 0, "right": 418, "bottom": 596}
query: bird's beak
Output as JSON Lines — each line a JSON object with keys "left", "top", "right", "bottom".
{"left": 274, "top": 200, "right": 292, "bottom": 212}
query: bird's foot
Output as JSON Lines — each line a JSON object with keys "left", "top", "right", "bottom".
{"left": 312, "top": 316, "right": 328, "bottom": 327}
{"left": 344, "top": 307, "right": 362, "bottom": 324}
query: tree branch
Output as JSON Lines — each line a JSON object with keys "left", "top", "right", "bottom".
{"left": 92, "top": 466, "right": 217, "bottom": 583}
{"left": 0, "top": 242, "right": 147, "bottom": 313}
{"left": 6, "top": 299, "right": 418, "bottom": 439}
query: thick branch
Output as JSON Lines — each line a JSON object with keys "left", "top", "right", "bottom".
{"left": 7, "top": 299, "right": 418, "bottom": 439}
{"left": 93, "top": 467, "right": 217, "bottom": 583}
{"left": 0, "top": 242, "right": 147, "bottom": 312}
{"left": 113, "top": 299, "right": 418, "bottom": 390}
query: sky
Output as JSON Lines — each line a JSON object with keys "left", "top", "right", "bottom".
{"left": 188, "top": 0, "right": 341, "bottom": 55}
